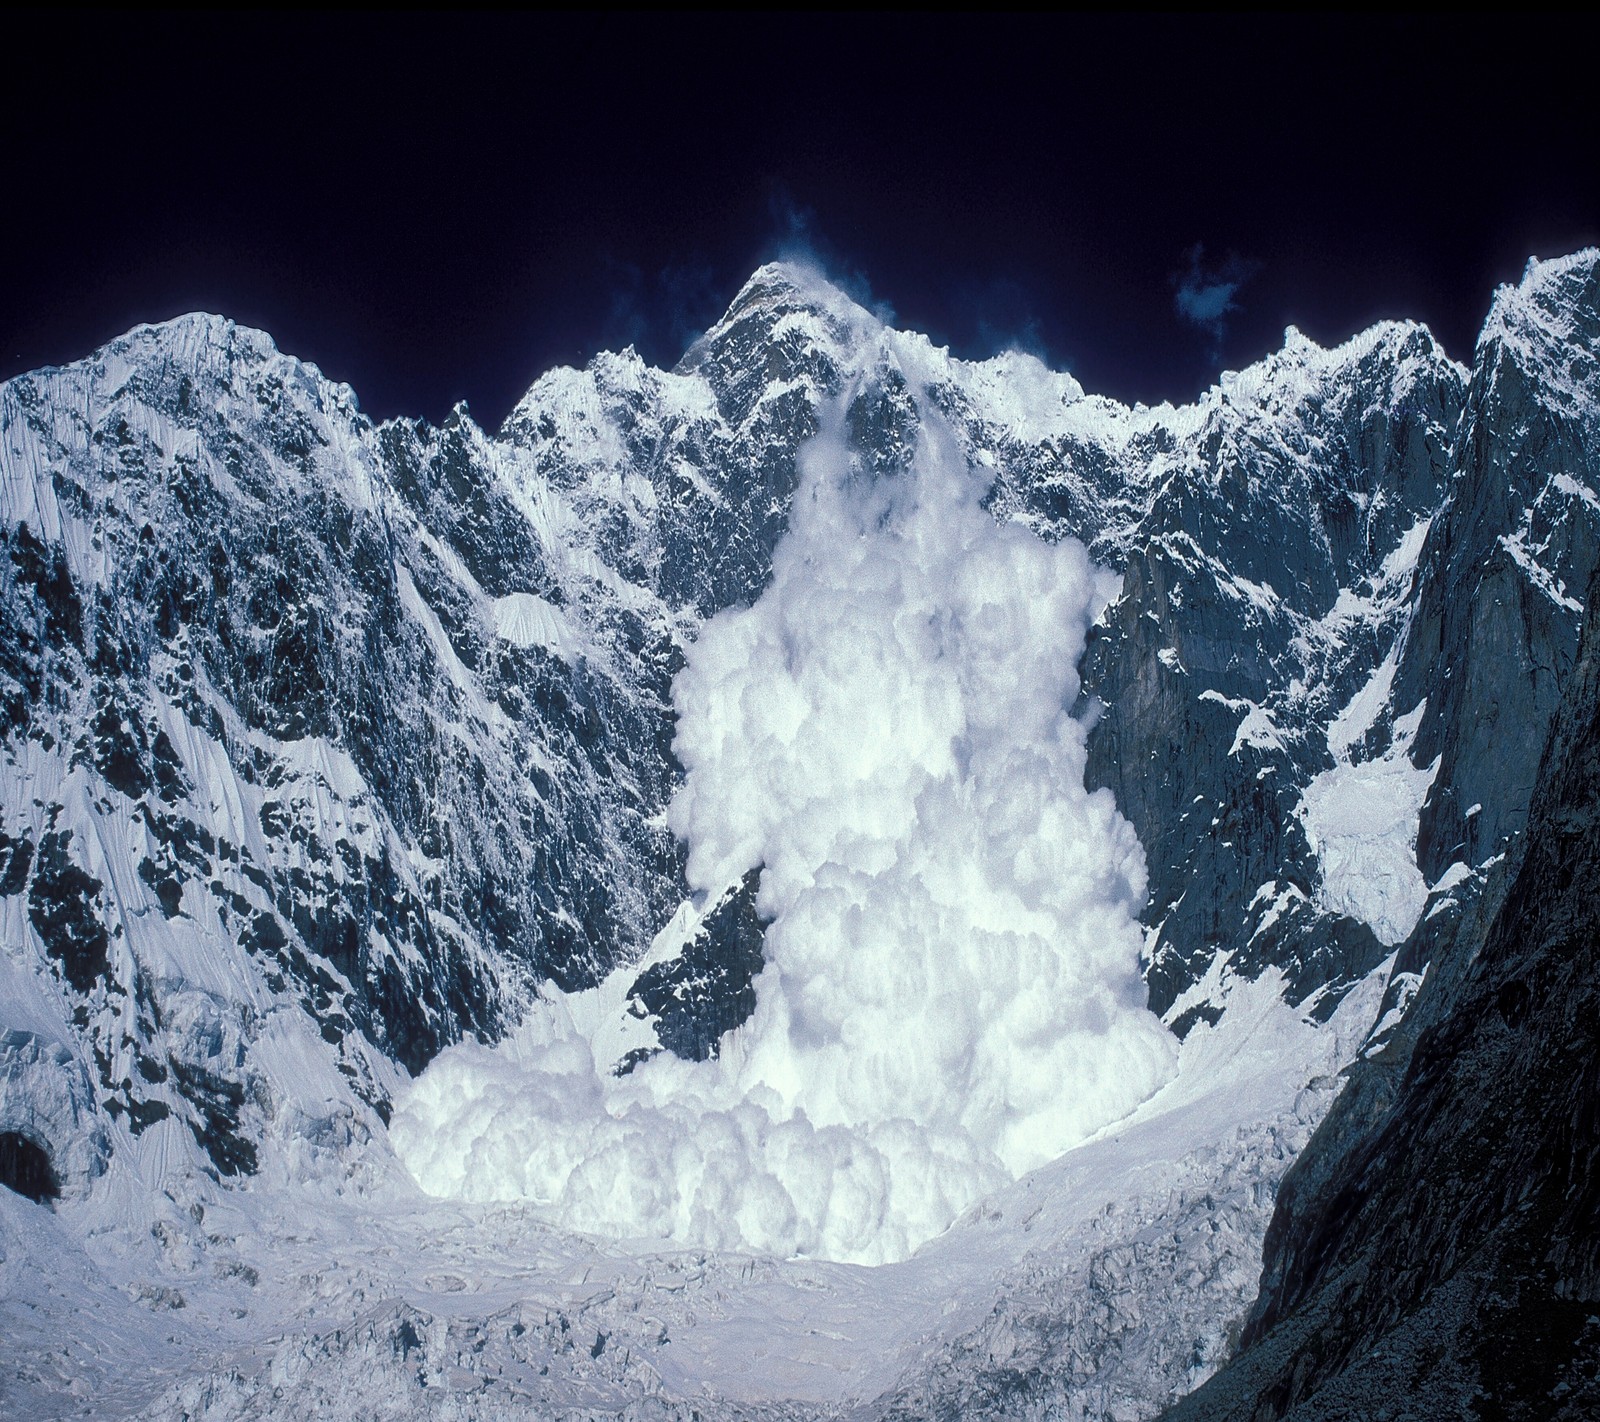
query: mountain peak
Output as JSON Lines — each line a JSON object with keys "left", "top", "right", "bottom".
{"left": 1480, "top": 247, "right": 1600, "bottom": 350}
{"left": 1474, "top": 248, "right": 1600, "bottom": 416}
{"left": 678, "top": 261, "right": 882, "bottom": 377}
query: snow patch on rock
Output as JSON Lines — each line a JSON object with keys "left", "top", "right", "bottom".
{"left": 1300, "top": 681, "right": 1437, "bottom": 946}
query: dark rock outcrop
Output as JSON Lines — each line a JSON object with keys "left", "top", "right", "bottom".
{"left": 1402, "top": 251, "right": 1600, "bottom": 885}
{"left": 620, "top": 867, "right": 768, "bottom": 1070}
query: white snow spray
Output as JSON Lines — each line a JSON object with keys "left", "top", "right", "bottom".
{"left": 395, "top": 367, "right": 1177, "bottom": 1265}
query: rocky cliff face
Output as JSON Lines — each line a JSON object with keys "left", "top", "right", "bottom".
{"left": 1147, "top": 255, "right": 1600, "bottom": 1422}
{"left": 1079, "top": 323, "right": 1464, "bottom": 1023}
{"left": 0, "top": 318, "right": 685, "bottom": 1185}
{"left": 1402, "top": 253, "right": 1600, "bottom": 885}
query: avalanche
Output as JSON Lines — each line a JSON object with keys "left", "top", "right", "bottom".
{"left": 394, "top": 368, "right": 1177, "bottom": 1264}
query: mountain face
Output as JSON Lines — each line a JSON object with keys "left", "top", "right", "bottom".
{"left": 1078, "top": 323, "right": 1465, "bottom": 1023}
{"left": 1166, "top": 526, "right": 1600, "bottom": 1422}
{"left": 0, "top": 264, "right": 1467, "bottom": 1189}
{"left": 1160, "top": 255, "right": 1600, "bottom": 1422}
{"left": 1207, "top": 259, "right": 1600, "bottom": 1418}
{"left": 0, "top": 253, "right": 1596, "bottom": 1419}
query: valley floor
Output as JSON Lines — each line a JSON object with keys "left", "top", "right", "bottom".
{"left": 2, "top": 970, "right": 1385, "bottom": 1422}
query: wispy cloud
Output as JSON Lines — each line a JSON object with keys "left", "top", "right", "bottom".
{"left": 595, "top": 194, "right": 892, "bottom": 371}
{"left": 948, "top": 274, "right": 1051, "bottom": 363}
{"left": 761, "top": 186, "right": 891, "bottom": 322}
{"left": 1171, "top": 244, "right": 1258, "bottom": 350}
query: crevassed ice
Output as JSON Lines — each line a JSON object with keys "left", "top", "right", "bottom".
{"left": 394, "top": 377, "right": 1177, "bottom": 1266}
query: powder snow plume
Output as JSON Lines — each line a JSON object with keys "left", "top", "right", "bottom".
{"left": 394, "top": 346, "right": 1177, "bottom": 1264}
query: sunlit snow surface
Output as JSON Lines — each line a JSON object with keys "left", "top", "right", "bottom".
{"left": 395, "top": 382, "right": 1177, "bottom": 1264}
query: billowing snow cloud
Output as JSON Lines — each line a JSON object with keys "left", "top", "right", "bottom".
{"left": 395, "top": 356, "right": 1177, "bottom": 1265}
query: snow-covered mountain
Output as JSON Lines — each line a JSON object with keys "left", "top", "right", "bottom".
{"left": 1, "top": 252, "right": 1596, "bottom": 1418}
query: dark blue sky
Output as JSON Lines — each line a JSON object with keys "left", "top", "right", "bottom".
{"left": 5, "top": 14, "right": 1596, "bottom": 426}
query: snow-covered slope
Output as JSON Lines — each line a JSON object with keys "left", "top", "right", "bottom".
{"left": 1, "top": 252, "right": 1597, "bottom": 1419}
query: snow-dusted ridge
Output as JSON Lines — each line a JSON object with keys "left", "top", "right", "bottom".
{"left": 1, "top": 251, "right": 1597, "bottom": 1418}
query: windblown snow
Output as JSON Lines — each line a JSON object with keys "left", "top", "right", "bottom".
{"left": 394, "top": 384, "right": 1178, "bottom": 1264}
